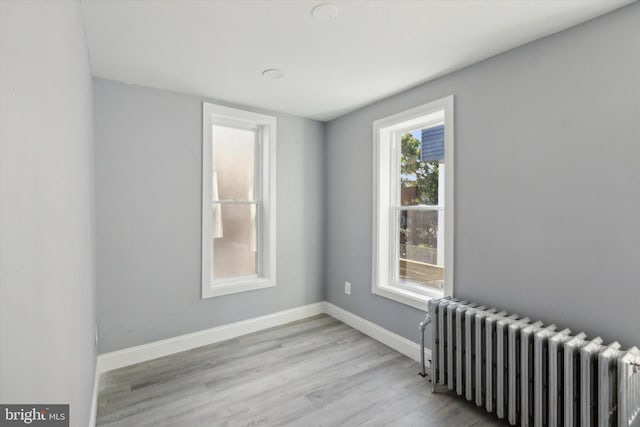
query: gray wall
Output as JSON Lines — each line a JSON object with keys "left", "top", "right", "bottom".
{"left": 325, "top": 4, "right": 640, "bottom": 348}
{"left": 0, "top": 2, "right": 97, "bottom": 426}
{"left": 94, "top": 78, "right": 325, "bottom": 353}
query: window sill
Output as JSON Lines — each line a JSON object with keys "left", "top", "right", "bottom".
{"left": 372, "top": 283, "right": 443, "bottom": 311}
{"left": 202, "top": 277, "right": 275, "bottom": 299}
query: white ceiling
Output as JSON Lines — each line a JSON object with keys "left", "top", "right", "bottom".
{"left": 81, "top": 0, "right": 635, "bottom": 122}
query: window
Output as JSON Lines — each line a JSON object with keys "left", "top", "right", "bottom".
{"left": 201, "top": 103, "right": 276, "bottom": 298}
{"left": 372, "top": 96, "right": 454, "bottom": 310}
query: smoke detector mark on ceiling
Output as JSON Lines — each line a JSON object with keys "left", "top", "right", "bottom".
{"left": 262, "top": 69, "right": 286, "bottom": 79}
{"left": 312, "top": 4, "right": 338, "bottom": 21}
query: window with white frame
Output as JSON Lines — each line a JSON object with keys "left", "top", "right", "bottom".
{"left": 201, "top": 103, "right": 276, "bottom": 299}
{"left": 372, "top": 96, "right": 454, "bottom": 310}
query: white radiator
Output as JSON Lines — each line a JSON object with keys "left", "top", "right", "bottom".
{"left": 427, "top": 297, "right": 640, "bottom": 427}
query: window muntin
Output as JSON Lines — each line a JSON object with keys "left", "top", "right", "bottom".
{"left": 372, "top": 96, "right": 454, "bottom": 310}
{"left": 202, "top": 103, "right": 276, "bottom": 299}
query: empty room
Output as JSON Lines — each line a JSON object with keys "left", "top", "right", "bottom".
{"left": 2, "top": 0, "right": 640, "bottom": 426}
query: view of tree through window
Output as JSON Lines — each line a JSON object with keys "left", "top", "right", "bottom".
{"left": 400, "top": 132, "right": 439, "bottom": 205}
{"left": 398, "top": 130, "right": 444, "bottom": 290}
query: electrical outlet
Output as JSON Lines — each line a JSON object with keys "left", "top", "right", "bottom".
{"left": 344, "top": 281, "right": 351, "bottom": 295}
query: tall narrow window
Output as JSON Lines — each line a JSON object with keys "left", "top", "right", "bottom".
{"left": 372, "top": 96, "right": 454, "bottom": 310}
{"left": 202, "top": 103, "right": 276, "bottom": 299}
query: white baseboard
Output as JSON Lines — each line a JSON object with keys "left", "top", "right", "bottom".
{"left": 322, "top": 302, "right": 430, "bottom": 364}
{"left": 88, "top": 357, "right": 100, "bottom": 427}
{"left": 96, "top": 301, "right": 430, "bottom": 377}
{"left": 98, "top": 302, "right": 325, "bottom": 373}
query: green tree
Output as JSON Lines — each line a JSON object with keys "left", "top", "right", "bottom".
{"left": 400, "top": 133, "right": 439, "bottom": 205}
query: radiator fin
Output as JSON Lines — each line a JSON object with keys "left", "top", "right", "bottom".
{"left": 619, "top": 347, "right": 640, "bottom": 427}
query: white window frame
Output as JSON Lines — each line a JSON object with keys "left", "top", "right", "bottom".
{"left": 372, "top": 95, "right": 454, "bottom": 311}
{"left": 201, "top": 102, "right": 276, "bottom": 299}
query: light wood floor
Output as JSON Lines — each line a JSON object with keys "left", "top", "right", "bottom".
{"left": 97, "top": 315, "right": 503, "bottom": 426}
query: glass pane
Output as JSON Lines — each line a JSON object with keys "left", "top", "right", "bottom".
{"left": 212, "top": 125, "right": 255, "bottom": 201}
{"left": 398, "top": 209, "right": 444, "bottom": 291}
{"left": 213, "top": 204, "right": 257, "bottom": 280}
{"left": 400, "top": 127, "right": 443, "bottom": 206}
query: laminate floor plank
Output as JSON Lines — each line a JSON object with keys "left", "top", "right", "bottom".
{"left": 96, "top": 314, "right": 502, "bottom": 427}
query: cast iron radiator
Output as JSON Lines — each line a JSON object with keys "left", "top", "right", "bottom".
{"left": 427, "top": 297, "right": 640, "bottom": 427}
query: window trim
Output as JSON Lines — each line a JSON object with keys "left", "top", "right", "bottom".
{"left": 201, "top": 102, "right": 277, "bottom": 299}
{"left": 372, "top": 95, "right": 454, "bottom": 311}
